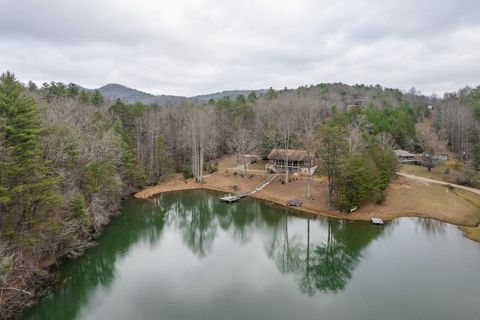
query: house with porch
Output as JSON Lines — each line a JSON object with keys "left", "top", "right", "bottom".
{"left": 394, "top": 149, "right": 420, "bottom": 164}
{"left": 266, "top": 149, "right": 318, "bottom": 175}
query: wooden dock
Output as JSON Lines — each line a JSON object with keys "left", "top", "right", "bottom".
{"left": 219, "top": 194, "right": 240, "bottom": 203}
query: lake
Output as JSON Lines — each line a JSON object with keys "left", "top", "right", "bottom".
{"left": 25, "top": 190, "right": 480, "bottom": 320}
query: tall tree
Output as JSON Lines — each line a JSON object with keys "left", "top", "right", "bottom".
{"left": 182, "top": 105, "right": 217, "bottom": 182}
{"left": 228, "top": 120, "right": 256, "bottom": 178}
{"left": 0, "top": 72, "right": 59, "bottom": 230}
{"left": 317, "top": 120, "right": 347, "bottom": 207}
{"left": 90, "top": 90, "right": 105, "bottom": 106}
{"left": 299, "top": 102, "right": 322, "bottom": 198}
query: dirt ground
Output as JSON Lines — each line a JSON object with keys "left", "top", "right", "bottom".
{"left": 135, "top": 172, "right": 269, "bottom": 199}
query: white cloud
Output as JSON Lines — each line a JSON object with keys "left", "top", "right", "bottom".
{"left": 0, "top": 0, "right": 479, "bottom": 96}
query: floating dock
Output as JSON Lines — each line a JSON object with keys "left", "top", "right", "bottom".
{"left": 371, "top": 217, "right": 384, "bottom": 225}
{"left": 219, "top": 194, "right": 240, "bottom": 203}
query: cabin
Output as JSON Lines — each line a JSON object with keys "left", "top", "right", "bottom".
{"left": 266, "top": 149, "right": 318, "bottom": 175}
{"left": 394, "top": 149, "right": 417, "bottom": 164}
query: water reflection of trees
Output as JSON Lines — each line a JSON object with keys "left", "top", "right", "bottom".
{"left": 172, "top": 190, "right": 284, "bottom": 256}
{"left": 415, "top": 218, "right": 446, "bottom": 235}
{"left": 116, "top": 192, "right": 384, "bottom": 300}
{"left": 27, "top": 199, "right": 170, "bottom": 320}
{"left": 269, "top": 213, "right": 385, "bottom": 295}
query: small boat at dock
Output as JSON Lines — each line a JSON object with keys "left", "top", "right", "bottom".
{"left": 371, "top": 217, "right": 384, "bottom": 225}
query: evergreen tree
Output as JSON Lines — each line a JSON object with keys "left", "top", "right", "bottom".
{"left": 317, "top": 120, "right": 347, "bottom": 207}
{"left": 27, "top": 80, "right": 38, "bottom": 91}
{"left": 79, "top": 90, "right": 90, "bottom": 104}
{"left": 90, "top": 89, "right": 105, "bottom": 106}
{"left": 67, "top": 83, "right": 79, "bottom": 98}
{"left": 0, "top": 72, "right": 59, "bottom": 230}
{"left": 247, "top": 91, "right": 257, "bottom": 103}
{"left": 266, "top": 87, "right": 278, "bottom": 99}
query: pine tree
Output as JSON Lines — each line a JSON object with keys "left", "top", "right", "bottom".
{"left": 27, "top": 80, "right": 38, "bottom": 91}
{"left": 67, "top": 83, "right": 79, "bottom": 98}
{"left": 90, "top": 90, "right": 105, "bottom": 106}
{"left": 317, "top": 120, "right": 347, "bottom": 207}
{"left": 0, "top": 72, "right": 59, "bottom": 230}
{"left": 79, "top": 90, "right": 90, "bottom": 104}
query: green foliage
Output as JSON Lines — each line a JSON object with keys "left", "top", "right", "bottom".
{"left": 318, "top": 111, "right": 398, "bottom": 211}
{"left": 464, "top": 86, "right": 480, "bottom": 120}
{"left": 183, "top": 164, "right": 193, "bottom": 179}
{"left": 110, "top": 100, "right": 147, "bottom": 185}
{"left": 67, "top": 83, "right": 79, "bottom": 98}
{"left": 90, "top": 90, "right": 105, "bottom": 106}
{"left": 27, "top": 81, "right": 37, "bottom": 91}
{"left": 334, "top": 148, "right": 397, "bottom": 211}
{"left": 40, "top": 81, "right": 69, "bottom": 101}
{"left": 335, "top": 156, "right": 377, "bottom": 210}
{"left": 473, "top": 144, "right": 480, "bottom": 171}
{"left": 154, "top": 136, "right": 174, "bottom": 181}
{"left": 82, "top": 162, "right": 120, "bottom": 195}
{"left": 70, "top": 193, "right": 90, "bottom": 225}
{"left": 364, "top": 103, "right": 415, "bottom": 148}
{"left": 247, "top": 91, "right": 257, "bottom": 103}
{"left": 259, "top": 130, "right": 283, "bottom": 159}
{"left": 207, "top": 162, "right": 218, "bottom": 174}
{"left": 215, "top": 95, "right": 254, "bottom": 120}
{"left": 266, "top": 87, "right": 278, "bottom": 99}
{"left": 0, "top": 72, "right": 60, "bottom": 229}
{"left": 317, "top": 120, "right": 348, "bottom": 206}
{"left": 79, "top": 90, "right": 90, "bottom": 104}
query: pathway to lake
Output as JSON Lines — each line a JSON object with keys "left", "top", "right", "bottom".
{"left": 25, "top": 190, "right": 480, "bottom": 320}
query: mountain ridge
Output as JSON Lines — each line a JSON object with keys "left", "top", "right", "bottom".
{"left": 82, "top": 83, "right": 266, "bottom": 106}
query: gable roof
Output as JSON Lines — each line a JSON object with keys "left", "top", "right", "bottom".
{"left": 267, "top": 149, "right": 315, "bottom": 161}
{"left": 393, "top": 149, "right": 416, "bottom": 157}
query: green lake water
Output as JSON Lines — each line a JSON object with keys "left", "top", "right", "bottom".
{"left": 25, "top": 190, "right": 480, "bottom": 320}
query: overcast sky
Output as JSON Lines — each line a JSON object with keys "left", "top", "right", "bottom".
{"left": 0, "top": 0, "right": 479, "bottom": 96}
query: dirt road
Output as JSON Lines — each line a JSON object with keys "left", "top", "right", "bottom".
{"left": 396, "top": 172, "right": 480, "bottom": 195}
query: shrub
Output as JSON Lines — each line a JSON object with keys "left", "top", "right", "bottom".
{"left": 182, "top": 165, "right": 193, "bottom": 179}
{"left": 373, "top": 191, "right": 386, "bottom": 204}
{"left": 70, "top": 192, "right": 91, "bottom": 227}
{"left": 207, "top": 162, "right": 218, "bottom": 174}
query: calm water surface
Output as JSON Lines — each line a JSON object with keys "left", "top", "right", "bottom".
{"left": 25, "top": 190, "right": 480, "bottom": 320}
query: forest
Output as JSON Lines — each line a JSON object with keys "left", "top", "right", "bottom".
{"left": 1, "top": 71, "right": 480, "bottom": 316}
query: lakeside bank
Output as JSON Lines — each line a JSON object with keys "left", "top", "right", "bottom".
{"left": 135, "top": 172, "right": 480, "bottom": 241}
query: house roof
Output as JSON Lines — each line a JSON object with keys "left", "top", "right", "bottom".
{"left": 393, "top": 149, "right": 416, "bottom": 157}
{"left": 267, "top": 149, "right": 315, "bottom": 161}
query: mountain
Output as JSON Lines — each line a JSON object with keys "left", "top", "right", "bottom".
{"left": 190, "top": 89, "right": 267, "bottom": 102}
{"left": 97, "top": 83, "right": 187, "bottom": 106}
{"left": 84, "top": 83, "right": 266, "bottom": 106}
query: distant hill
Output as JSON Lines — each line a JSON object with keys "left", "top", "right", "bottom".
{"left": 96, "top": 84, "right": 187, "bottom": 106}
{"left": 190, "top": 89, "right": 267, "bottom": 102}
{"left": 82, "top": 83, "right": 267, "bottom": 106}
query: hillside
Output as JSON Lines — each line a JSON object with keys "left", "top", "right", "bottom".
{"left": 97, "top": 83, "right": 187, "bottom": 106}
{"left": 190, "top": 89, "right": 267, "bottom": 102}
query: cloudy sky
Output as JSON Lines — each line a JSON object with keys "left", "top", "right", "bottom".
{"left": 0, "top": 0, "right": 479, "bottom": 96}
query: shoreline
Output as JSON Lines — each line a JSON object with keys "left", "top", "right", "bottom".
{"left": 135, "top": 172, "right": 480, "bottom": 241}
